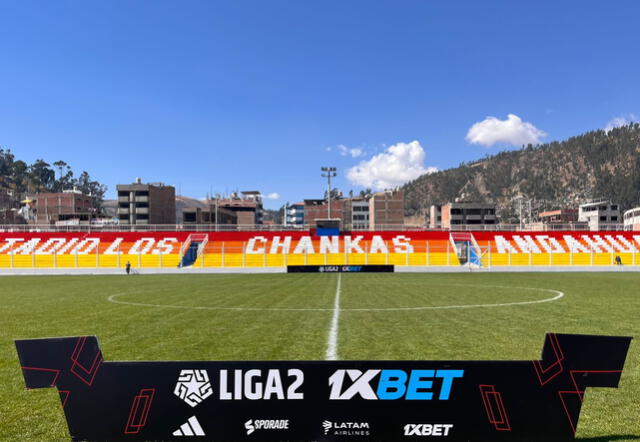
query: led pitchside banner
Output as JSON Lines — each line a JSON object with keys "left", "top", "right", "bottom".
{"left": 287, "top": 265, "right": 395, "bottom": 273}
{"left": 15, "top": 333, "right": 631, "bottom": 441}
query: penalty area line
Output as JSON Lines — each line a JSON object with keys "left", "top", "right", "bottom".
{"left": 325, "top": 273, "right": 341, "bottom": 361}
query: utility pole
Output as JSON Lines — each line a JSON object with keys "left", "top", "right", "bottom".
{"left": 321, "top": 167, "right": 337, "bottom": 219}
{"left": 283, "top": 202, "right": 288, "bottom": 227}
{"left": 515, "top": 196, "right": 524, "bottom": 231}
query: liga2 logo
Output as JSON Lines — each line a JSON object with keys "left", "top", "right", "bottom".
{"left": 174, "top": 368, "right": 465, "bottom": 403}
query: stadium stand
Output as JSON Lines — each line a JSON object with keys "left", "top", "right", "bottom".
{"left": 0, "top": 231, "right": 638, "bottom": 269}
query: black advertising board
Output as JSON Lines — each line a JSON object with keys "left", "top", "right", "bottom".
{"left": 287, "top": 265, "right": 394, "bottom": 273}
{"left": 15, "top": 333, "right": 631, "bottom": 441}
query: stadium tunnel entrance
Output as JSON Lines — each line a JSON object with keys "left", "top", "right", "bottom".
{"left": 450, "top": 232, "right": 482, "bottom": 267}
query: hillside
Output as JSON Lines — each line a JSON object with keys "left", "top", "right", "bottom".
{"left": 0, "top": 150, "right": 106, "bottom": 207}
{"left": 403, "top": 124, "right": 640, "bottom": 222}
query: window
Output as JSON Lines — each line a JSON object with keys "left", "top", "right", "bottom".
{"left": 611, "top": 205, "right": 618, "bottom": 210}
{"left": 611, "top": 216, "right": 618, "bottom": 221}
{"left": 451, "top": 208, "right": 462, "bottom": 215}
{"left": 599, "top": 216, "right": 607, "bottom": 221}
{"left": 466, "top": 208, "right": 481, "bottom": 215}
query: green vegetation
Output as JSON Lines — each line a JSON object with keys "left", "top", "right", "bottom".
{"left": 0, "top": 149, "right": 106, "bottom": 208}
{"left": 403, "top": 123, "right": 640, "bottom": 221}
{"left": 0, "top": 273, "right": 638, "bottom": 440}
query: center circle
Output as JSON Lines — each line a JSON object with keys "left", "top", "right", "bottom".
{"left": 107, "top": 284, "right": 564, "bottom": 312}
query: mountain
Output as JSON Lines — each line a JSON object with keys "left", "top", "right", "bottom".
{"left": 403, "top": 124, "right": 640, "bottom": 222}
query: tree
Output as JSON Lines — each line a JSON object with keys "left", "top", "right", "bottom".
{"left": 0, "top": 148, "right": 15, "bottom": 188}
{"left": 359, "top": 188, "right": 373, "bottom": 198}
{"left": 10, "top": 160, "right": 28, "bottom": 194}
{"left": 76, "top": 171, "right": 107, "bottom": 208}
{"left": 52, "top": 160, "right": 74, "bottom": 192}
{"left": 324, "top": 188, "right": 342, "bottom": 200}
{"left": 28, "top": 160, "right": 56, "bottom": 192}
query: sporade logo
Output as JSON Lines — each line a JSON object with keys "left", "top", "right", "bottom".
{"left": 322, "top": 420, "right": 370, "bottom": 436}
{"left": 244, "top": 419, "right": 290, "bottom": 436}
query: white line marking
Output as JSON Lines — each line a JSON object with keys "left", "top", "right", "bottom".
{"left": 325, "top": 273, "right": 342, "bottom": 361}
{"left": 107, "top": 284, "right": 564, "bottom": 312}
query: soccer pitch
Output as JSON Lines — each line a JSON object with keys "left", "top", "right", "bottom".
{"left": 1, "top": 272, "right": 638, "bottom": 441}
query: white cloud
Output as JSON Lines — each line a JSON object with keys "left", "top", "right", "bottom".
{"left": 337, "top": 144, "right": 365, "bottom": 158}
{"left": 605, "top": 114, "right": 638, "bottom": 132}
{"left": 346, "top": 140, "right": 437, "bottom": 190}
{"left": 264, "top": 192, "right": 280, "bottom": 200}
{"left": 466, "top": 114, "right": 546, "bottom": 147}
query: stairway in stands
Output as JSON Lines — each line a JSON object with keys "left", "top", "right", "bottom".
{"left": 178, "top": 234, "right": 209, "bottom": 268}
{"left": 449, "top": 232, "right": 481, "bottom": 266}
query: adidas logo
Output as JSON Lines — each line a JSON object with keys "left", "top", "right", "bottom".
{"left": 173, "top": 416, "right": 205, "bottom": 436}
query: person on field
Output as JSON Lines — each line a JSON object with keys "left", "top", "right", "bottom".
{"left": 615, "top": 255, "right": 622, "bottom": 266}
{"left": 126, "top": 261, "right": 131, "bottom": 275}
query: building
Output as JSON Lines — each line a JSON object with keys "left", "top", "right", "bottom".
{"left": 623, "top": 207, "right": 640, "bottom": 231}
{"left": 525, "top": 209, "right": 585, "bottom": 231}
{"left": 304, "top": 192, "right": 400, "bottom": 231}
{"left": 350, "top": 198, "right": 370, "bottom": 230}
{"left": 578, "top": 201, "right": 620, "bottom": 231}
{"left": 0, "top": 189, "right": 14, "bottom": 210}
{"left": 429, "top": 205, "right": 442, "bottom": 228}
{"left": 304, "top": 197, "right": 373, "bottom": 230}
{"left": 33, "top": 189, "right": 95, "bottom": 224}
{"left": 440, "top": 202, "right": 497, "bottom": 229}
{"left": 368, "top": 189, "right": 404, "bottom": 230}
{"left": 215, "top": 191, "right": 263, "bottom": 225}
{"left": 117, "top": 179, "right": 176, "bottom": 225}
{"left": 538, "top": 209, "right": 579, "bottom": 224}
{"left": 182, "top": 206, "right": 237, "bottom": 226}
{"left": 285, "top": 202, "right": 305, "bottom": 227}
{"left": 304, "top": 199, "right": 346, "bottom": 228}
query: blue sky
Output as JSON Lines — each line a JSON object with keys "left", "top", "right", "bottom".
{"left": 1, "top": 1, "right": 639, "bottom": 208}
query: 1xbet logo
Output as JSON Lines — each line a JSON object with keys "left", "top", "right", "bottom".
{"left": 328, "top": 369, "right": 464, "bottom": 400}
{"left": 404, "top": 424, "right": 454, "bottom": 437}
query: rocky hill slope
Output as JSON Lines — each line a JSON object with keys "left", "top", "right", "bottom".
{"left": 403, "top": 124, "right": 640, "bottom": 222}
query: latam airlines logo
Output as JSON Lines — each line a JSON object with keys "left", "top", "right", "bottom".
{"left": 322, "top": 420, "right": 370, "bottom": 436}
{"left": 328, "top": 369, "right": 464, "bottom": 400}
{"left": 174, "top": 369, "right": 213, "bottom": 407}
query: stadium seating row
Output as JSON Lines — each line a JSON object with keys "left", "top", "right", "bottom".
{"left": 0, "top": 231, "right": 637, "bottom": 268}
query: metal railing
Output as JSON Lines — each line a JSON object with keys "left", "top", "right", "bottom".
{"left": 0, "top": 222, "right": 629, "bottom": 233}
{"left": 0, "top": 242, "right": 638, "bottom": 269}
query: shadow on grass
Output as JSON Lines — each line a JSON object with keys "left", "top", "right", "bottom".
{"left": 578, "top": 436, "right": 640, "bottom": 442}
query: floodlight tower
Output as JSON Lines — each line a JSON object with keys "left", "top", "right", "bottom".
{"left": 321, "top": 167, "right": 337, "bottom": 219}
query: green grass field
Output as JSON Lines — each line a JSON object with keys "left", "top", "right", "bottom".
{"left": 1, "top": 272, "right": 638, "bottom": 441}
